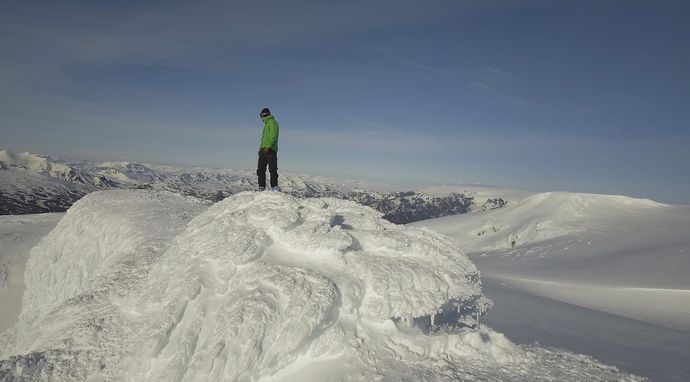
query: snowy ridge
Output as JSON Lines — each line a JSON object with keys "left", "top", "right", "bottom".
{"left": 0, "top": 190, "right": 643, "bottom": 381}
{"left": 1, "top": 149, "right": 495, "bottom": 224}
{"left": 0, "top": 151, "right": 107, "bottom": 214}
{"left": 419, "top": 185, "right": 534, "bottom": 207}
{"left": 0, "top": 151, "right": 72, "bottom": 178}
{"left": 0, "top": 150, "right": 108, "bottom": 187}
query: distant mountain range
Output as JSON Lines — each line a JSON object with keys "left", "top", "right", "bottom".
{"left": 0, "top": 150, "right": 506, "bottom": 223}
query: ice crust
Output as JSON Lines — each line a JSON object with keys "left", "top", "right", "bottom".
{"left": 0, "top": 190, "right": 643, "bottom": 381}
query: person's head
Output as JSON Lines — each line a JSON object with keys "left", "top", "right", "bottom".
{"left": 259, "top": 107, "right": 271, "bottom": 118}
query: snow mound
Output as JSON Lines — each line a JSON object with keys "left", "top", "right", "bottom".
{"left": 0, "top": 191, "right": 643, "bottom": 381}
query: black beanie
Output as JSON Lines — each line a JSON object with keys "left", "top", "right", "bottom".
{"left": 260, "top": 107, "right": 271, "bottom": 117}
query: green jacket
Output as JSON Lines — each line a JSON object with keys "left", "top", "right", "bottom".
{"left": 260, "top": 115, "right": 279, "bottom": 152}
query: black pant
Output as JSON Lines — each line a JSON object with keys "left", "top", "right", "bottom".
{"left": 257, "top": 149, "right": 278, "bottom": 188}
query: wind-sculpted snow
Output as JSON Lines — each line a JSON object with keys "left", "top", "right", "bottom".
{"left": 0, "top": 213, "right": 64, "bottom": 333}
{"left": 0, "top": 191, "right": 643, "bottom": 381}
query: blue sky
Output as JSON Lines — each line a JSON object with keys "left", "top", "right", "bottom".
{"left": 2, "top": 1, "right": 689, "bottom": 203}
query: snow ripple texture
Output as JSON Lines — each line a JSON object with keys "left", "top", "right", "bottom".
{"left": 0, "top": 190, "right": 643, "bottom": 381}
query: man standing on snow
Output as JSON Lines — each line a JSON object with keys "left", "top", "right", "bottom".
{"left": 257, "top": 107, "right": 280, "bottom": 191}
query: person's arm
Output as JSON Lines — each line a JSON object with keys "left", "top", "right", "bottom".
{"left": 263, "top": 120, "right": 278, "bottom": 149}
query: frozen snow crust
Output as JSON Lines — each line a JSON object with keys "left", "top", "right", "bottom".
{"left": 0, "top": 190, "right": 643, "bottom": 381}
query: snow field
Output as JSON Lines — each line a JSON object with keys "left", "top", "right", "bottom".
{"left": 485, "top": 274, "right": 690, "bottom": 332}
{"left": 416, "top": 190, "right": 690, "bottom": 332}
{"left": 0, "top": 190, "right": 644, "bottom": 381}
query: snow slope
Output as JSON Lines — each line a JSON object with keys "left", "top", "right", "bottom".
{"left": 414, "top": 191, "right": 690, "bottom": 331}
{"left": 0, "top": 213, "right": 63, "bottom": 333}
{"left": 0, "top": 190, "right": 641, "bottom": 381}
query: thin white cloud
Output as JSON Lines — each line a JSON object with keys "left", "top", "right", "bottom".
{"left": 285, "top": 127, "right": 445, "bottom": 155}
{"left": 470, "top": 66, "right": 510, "bottom": 91}
{"left": 364, "top": 44, "right": 463, "bottom": 80}
{"left": 343, "top": 114, "right": 404, "bottom": 134}
{"left": 1, "top": 92, "right": 252, "bottom": 142}
{"left": 467, "top": 66, "right": 555, "bottom": 109}
{"left": 365, "top": 120, "right": 403, "bottom": 134}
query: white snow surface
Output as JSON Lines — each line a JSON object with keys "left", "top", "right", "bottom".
{"left": 0, "top": 213, "right": 63, "bottom": 333}
{"left": 0, "top": 190, "right": 643, "bottom": 381}
{"left": 414, "top": 191, "right": 690, "bottom": 331}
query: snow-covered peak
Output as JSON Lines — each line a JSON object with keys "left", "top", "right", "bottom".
{"left": 0, "top": 190, "right": 640, "bottom": 380}
{"left": 0, "top": 149, "right": 99, "bottom": 190}
{"left": 418, "top": 185, "right": 534, "bottom": 205}
{"left": 93, "top": 162, "right": 162, "bottom": 184}
{"left": 0, "top": 150, "right": 70, "bottom": 175}
{"left": 97, "top": 161, "right": 132, "bottom": 168}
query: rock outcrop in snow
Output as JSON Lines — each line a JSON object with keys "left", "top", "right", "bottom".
{"left": 0, "top": 190, "right": 643, "bottom": 381}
